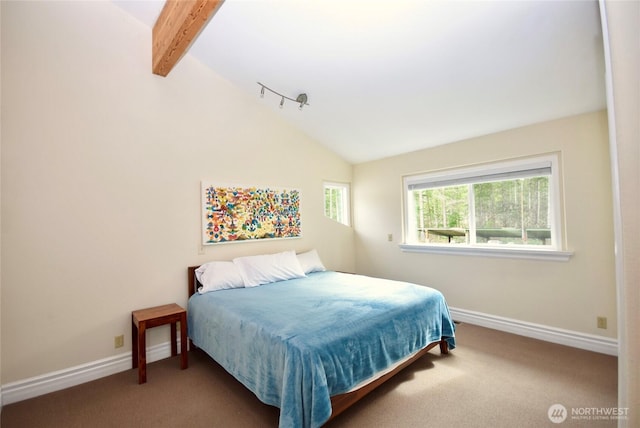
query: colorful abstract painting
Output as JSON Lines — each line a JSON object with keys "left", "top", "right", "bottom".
{"left": 202, "top": 184, "right": 302, "bottom": 244}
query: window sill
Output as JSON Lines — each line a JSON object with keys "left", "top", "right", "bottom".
{"left": 399, "top": 244, "right": 573, "bottom": 262}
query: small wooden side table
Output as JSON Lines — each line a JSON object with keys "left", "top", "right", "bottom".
{"left": 132, "top": 303, "right": 188, "bottom": 384}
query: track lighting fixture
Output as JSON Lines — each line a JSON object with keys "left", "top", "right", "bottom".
{"left": 258, "top": 82, "right": 309, "bottom": 110}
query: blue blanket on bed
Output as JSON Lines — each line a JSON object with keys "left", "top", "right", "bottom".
{"left": 188, "top": 271, "right": 455, "bottom": 428}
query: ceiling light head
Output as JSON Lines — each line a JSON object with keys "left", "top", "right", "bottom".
{"left": 296, "top": 93, "right": 308, "bottom": 110}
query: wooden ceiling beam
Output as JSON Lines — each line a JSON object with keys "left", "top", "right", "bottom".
{"left": 152, "top": 0, "right": 224, "bottom": 77}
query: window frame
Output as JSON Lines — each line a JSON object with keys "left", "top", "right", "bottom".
{"left": 400, "top": 154, "right": 573, "bottom": 261}
{"left": 323, "top": 181, "right": 351, "bottom": 227}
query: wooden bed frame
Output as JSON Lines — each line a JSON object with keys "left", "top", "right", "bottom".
{"left": 187, "top": 265, "right": 450, "bottom": 422}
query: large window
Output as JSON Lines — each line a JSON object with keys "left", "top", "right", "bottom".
{"left": 324, "top": 181, "right": 350, "bottom": 226}
{"left": 402, "top": 154, "right": 568, "bottom": 259}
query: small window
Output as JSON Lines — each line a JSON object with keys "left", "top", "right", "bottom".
{"left": 324, "top": 181, "right": 350, "bottom": 226}
{"left": 402, "top": 154, "right": 564, "bottom": 255}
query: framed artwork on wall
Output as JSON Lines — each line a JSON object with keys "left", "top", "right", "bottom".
{"left": 201, "top": 183, "right": 302, "bottom": 245}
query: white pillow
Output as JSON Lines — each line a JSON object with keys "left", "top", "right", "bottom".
{"left": 195, "top": 261, "right": 245, "bottom": 294}
{"left": 233, "top": 250, "right": 306, "bottom": 287}
{"left": 297, "top": 249, "right": 326, "bottom": 274}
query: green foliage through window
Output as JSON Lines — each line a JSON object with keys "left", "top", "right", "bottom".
{"left": 404, "top": 156, "right": 558, "bottom": 248}
{"left": 324, "top": 182, "right": 350, "bottom": 226}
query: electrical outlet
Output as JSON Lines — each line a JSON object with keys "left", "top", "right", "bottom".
{"left": 597, "top": 317, "right": 607, "bottom": 329}
{"left": 114, "top": 334, "right": 124, "bottom": 348}
{"left": 387, "top": 233, "right": 393, "bottom": 242}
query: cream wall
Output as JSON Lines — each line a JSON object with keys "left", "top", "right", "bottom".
{"left": 0, "top": 1, "right": 353, "bottom": 383}
{"left": 0, "top": 0, "right": 3, "bottom": 408}
{"left": 353, "top": 111, "right": 616, "bottom": 338}
{"left": 602, "top": 0, "right": 640, "bottom": 421}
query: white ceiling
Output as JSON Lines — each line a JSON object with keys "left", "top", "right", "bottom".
{"left": 114, "top": 0, "right": 606, "bottom": 164}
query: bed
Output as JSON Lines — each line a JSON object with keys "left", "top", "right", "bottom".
{"left": 187, "top": 252, "right": 455, "bottom": 428}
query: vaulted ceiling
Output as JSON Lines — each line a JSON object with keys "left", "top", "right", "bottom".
{"left": 114, "top": 0, "right": 606, "bottom": 164}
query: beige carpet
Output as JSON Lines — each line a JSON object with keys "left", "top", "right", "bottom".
{"left": 1, "top": 323, "right": 617, "bottom": 427}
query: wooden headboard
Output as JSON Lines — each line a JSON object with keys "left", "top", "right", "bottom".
{"left": 188, "top": 265, "right": 200, "bottom": 297}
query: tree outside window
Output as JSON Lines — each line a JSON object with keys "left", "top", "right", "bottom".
{"left": 404, "top": 155, "right": 560, "bottom": 250}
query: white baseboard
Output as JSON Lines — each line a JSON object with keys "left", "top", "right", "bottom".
{"left": 1, "top": 311, "right": 618, "bottom": 407}
{"left": 1, "top": 340, "right": 182, "bottom": 406}
{"left": 449, "top": 307, "right": 618, "bottom": 356}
